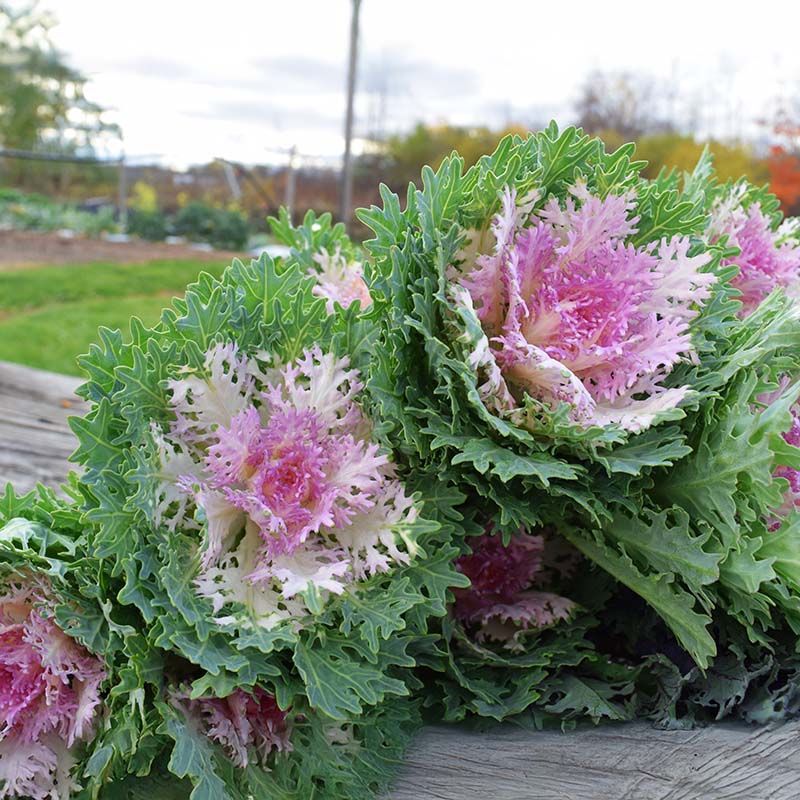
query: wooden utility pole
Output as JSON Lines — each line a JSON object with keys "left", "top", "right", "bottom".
{"left": 220, "top": 158, "right": 243, "bottom": 201}
{"left": 117, "top": 153, "right": 128, "bottom": 234}
{"left": 340, "top": 0, "right": 361, "bottom": 232}
{"left": 286, "top": 145, "right": 297, "bottom": 223}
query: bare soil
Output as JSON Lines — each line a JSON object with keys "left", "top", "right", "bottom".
{"left": 0, "top": 230, "right": 245, "bottom": 269}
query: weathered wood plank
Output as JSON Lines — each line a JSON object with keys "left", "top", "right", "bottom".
{"left": 2, "top": 360, "right": 800, "bottom": 800}
{"left": 0, "top": 360, "right": 86, "bottom": 492}
{"left": 392, "top": 720, "right": 800, "bottom": 800}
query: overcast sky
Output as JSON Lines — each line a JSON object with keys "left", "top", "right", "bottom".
{"left": 42, "top": 0, "right": 800, "bottom": 168}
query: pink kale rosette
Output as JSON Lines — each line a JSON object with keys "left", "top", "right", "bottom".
{"left": 159, "top": 672, "right": 421, "bottom": 798}
{"left": 452, "top": 527, "right": 577, "bottom": 650}
{"left": 153, "top": 342, "right": 420, "bottom": 628}
{"left": 268, "top": 207, "right": 372, "bottom": 314}
{"left": 707, "top": 184, "right": 800, "bottom": 316}
{"left": 169, "top": 685, "right": 290, "bottom": 768}
{"left": 450, "top": 182, "right": 716, "bottom": 433}
{"left": 0, "top": 573, "right": 105, "bottom": 800}
{"left": 309, "top": 246, "right": 371, "bottom": 314}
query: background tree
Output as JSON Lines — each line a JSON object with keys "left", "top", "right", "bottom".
{"left": 767, "top": 109, "right": 800, "bottom": 215}
{"left": 636, "top": 132, "right": 767, "bottom": 184}
{"left": 0, "top": 2, "right": 118, "bottom": 150}
{"left": 575, "top": 71, "right": 674, "bottom": 141}
{"left": 0, "top": 2, "right": 119, "bottom": 191}
{"left": 382, "top": 122, "right": 528, "bottom": 189}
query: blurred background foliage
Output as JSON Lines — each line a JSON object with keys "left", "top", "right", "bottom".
{"left": 2, "top": 1, "right": 800, "bottom": 377}
{"left": 2, "top": 3, "right": 800, "bottom": 239}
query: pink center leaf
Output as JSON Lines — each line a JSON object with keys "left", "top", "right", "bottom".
{"left": 709, "top": 193, "right": 800, "bottom": 316}
{"left": 177, "top": 687, "right": 290, "bottom": 769}
{"left": 452, "top": 529, "right": 576, "bottom": 646}
{"left": 455, "top": 184, "right": 716, "bottom": 432}
{"left": 0, "top": 575, "right": 106, "bottom": 800}
{"left": 208, "top": 402, "right": 386, "bottom": 560}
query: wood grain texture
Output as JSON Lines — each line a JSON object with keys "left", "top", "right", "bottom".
{"left": 1, "top": 360, "right": 799, "bottom": 800}
{"left": 391, "top": 721, "right": 800, "bottom": 800}
{"left": 0, "top": 360, "right": 86, "bottom": 492}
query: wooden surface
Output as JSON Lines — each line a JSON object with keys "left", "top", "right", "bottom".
{"left": 0, "top": 360, "right": 86, "bottom": 492}
{"left": 2, "top": 359, "right": 800, "bottom": 800}
{"left": 391, "top": 721, "right": 800, "bottom": 800}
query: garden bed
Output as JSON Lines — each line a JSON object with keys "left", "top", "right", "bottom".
{"left": 0, "top": 229, "right": 244, "bottom": 268}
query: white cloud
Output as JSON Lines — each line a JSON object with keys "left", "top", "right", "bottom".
{"left": 38, "top": 0, "right": 800, "bottom": 167}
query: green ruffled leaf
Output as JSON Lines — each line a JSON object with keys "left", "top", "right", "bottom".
{"left": 157, "top": 702, "right": 230, "bottom": 800}
{"left": 605, "top": 508, "right": 722, "bottom": 590}
{"left": 543, "top": 674, "right": 633, "bottom": 723}
{"left": 562, "top": 527, "right": 716, "bottom": 668}
{"left": 293, "top": 633, "right": 411, "bottom": 719}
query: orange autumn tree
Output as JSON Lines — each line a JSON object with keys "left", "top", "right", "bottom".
{"left": 768, "top": 121, "right": 800, "bottom": 214}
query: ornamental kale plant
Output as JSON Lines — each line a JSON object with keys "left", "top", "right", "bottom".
{"left": 67, "top": 250, "right": 468, "bottom": 729}
{"left": 355, "top": 124, "right": 800, "bottom": 708}
{"left": 8, "top": 124, "right": 800, "bottom": 799}
{"left": 0, "top": 486, "right": 135, "bottom": 800}
{"left": 0, "top": 570, "right": 105, "bottom": 799}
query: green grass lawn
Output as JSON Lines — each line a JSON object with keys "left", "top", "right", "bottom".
{"left": 0, "top": 259, "right": 231, "bottom": 374}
